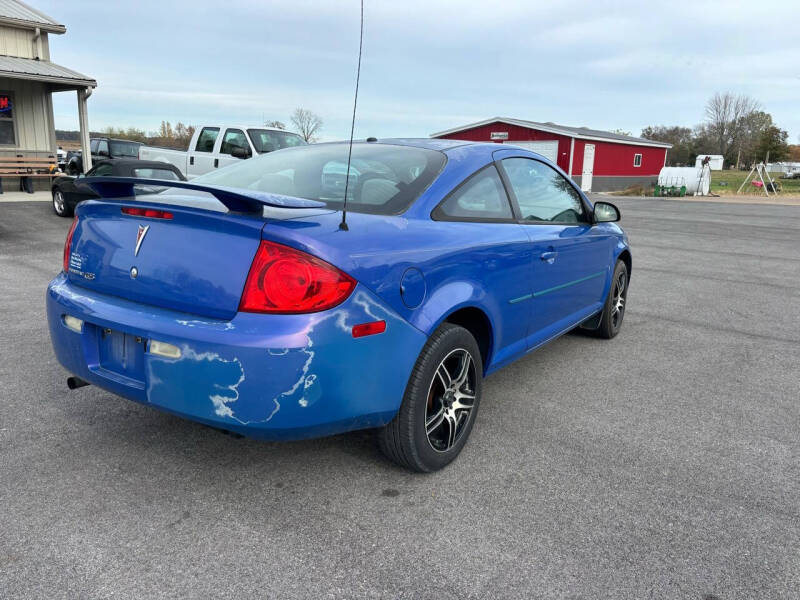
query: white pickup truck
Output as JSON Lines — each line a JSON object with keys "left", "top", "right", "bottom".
{"left": 139, "top": 124, "right": 306, "bottom": 179}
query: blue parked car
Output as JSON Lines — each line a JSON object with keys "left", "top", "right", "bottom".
{"left": 47, "top": 139, "right": 630, "bottom": 472}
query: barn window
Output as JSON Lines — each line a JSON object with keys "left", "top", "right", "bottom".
{"left": 0, "top": 91, "right": 17, "bottom": 146}
{"left": 633, "top": 153, "right": 642, "bottom": 167}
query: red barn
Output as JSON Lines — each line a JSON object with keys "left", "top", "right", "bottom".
{"left": 431, "top": 117, "right": 672, "bottom": 193}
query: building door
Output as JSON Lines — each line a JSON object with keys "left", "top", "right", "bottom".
{"left": 503, "top": 140, "right": 558, "bottom": 163}
{"left": 581, "top": 143, "right": 595, "bottom": 191}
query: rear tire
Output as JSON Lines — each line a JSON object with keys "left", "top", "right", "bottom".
{"left": 596, "top": 260, "right": 628, "bottom": 339}
{"left": 378, "top": 323, "right": 483, "bottom": 472}
{"left": 52, "top": 190, "right": 72, "bottom": 217}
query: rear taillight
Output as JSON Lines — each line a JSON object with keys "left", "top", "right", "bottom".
{"left": 239, "top": 240, "right": 356, "bottom": 314}
{"left": 63, "top": 216, "right": 78, "bottom": 272}
{"left": 121, "top": 207, "right": 173, "bottom": 219}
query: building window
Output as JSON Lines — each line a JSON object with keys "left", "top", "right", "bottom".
{"left": 0, "top": 92, "right": 16, "bottom": 146}
{"left": 633, "top": 153, "right": 642, "bottom": 167}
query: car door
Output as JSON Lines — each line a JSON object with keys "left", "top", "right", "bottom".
{"left": 431, "top": 164, "right": 533, "bottom": 368}
{"left": 188, "top": 127, "right": 220, "bottom": 177}
{"left": 217, "top": 128, "right": 250, "bottom": 169}
{"left": 69, "top": 161, "right": 113, "bottom": 204}
{"left": 497, "top": 156, "right": 615, "bottom": 347}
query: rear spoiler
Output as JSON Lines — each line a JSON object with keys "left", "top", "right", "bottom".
{"left": 83, "top": 176, "right": 325, "bottom": 214}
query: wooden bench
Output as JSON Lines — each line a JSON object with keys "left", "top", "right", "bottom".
{"left": 0, "top": 155, "right": 59, "bottom": 194}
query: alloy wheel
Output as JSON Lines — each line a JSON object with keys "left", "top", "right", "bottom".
{"left": 611, "top": 271, "right": 626, "bottom": 328}
{"left": 425, "top": 348, "right": 477, "bottom": 452}
{"left": 53, "top": 191, "right": 65, "bottom": 215}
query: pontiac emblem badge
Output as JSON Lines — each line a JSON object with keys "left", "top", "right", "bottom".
{"left": 134, "top": 225, "right": 149, "bottom": 257}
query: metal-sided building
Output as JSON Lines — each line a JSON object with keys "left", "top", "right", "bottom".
{"left": 432, "top": 117, "right": 672, "bottom": 193}
{"left": 0, "top": 0, "right": 96, "bottom": 186}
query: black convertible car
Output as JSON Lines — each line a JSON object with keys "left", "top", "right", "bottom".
{"left": 52, "top": 159, "right": 185, "bottom": 217}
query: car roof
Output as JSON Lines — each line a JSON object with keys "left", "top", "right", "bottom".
{"left": 104, "top": 158, "right": 181, "bottom": 169}
{"left": 211, "top": 125, "right": 302, "bottom": 134}
{"left": 92, "top": 137, "right": 144, "bottom": 145}
{"left": 315, "top": 138, "right": 500, "bottom": 153}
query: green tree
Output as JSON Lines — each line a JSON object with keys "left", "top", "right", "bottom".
{"left": 641, "top": 125, "right": 696, "bottom": 166}
{"left": 736, "top": 110, "right": 773, "bottom": 166}
{"left": 755, "top": 126, "right": 789, "bottom": 162}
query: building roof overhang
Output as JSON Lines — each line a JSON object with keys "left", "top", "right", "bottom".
{"left": 0, "top": 0, "right": 65, "bottom": 33}
{"left": 0, "top": 55, "right": 95, "bottom": 89}
{"left": 431, "top": 117, "right": 673, "bottom": 149}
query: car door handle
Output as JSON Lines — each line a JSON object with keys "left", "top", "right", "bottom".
{"left": 189, "top": 156, "right": 194, "bottom": 166}
{"left": 213, "top": 158, "right": 219, "bottom": 168}
{"left": 540, "top": 251, "right": 557, "bottom": 263}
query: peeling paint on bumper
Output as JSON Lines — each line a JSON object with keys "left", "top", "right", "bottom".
{"left": 46, "top": 274, "right": 427, "bottom": 440}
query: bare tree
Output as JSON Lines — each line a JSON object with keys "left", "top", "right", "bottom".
{"left": 290, "top": 108, "right": 323, "bottom": 142}
{"left": 704, "top": 92, "right": 760, "bottom": 161}
{"left": 265, "top": 120, "right": 286, "bottom": 130}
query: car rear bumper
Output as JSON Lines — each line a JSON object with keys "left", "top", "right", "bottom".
{"left": 46, "top": 274, "right": 427, "bottom": 440}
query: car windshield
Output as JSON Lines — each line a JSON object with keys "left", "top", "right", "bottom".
{"left": 109, "top": 140, "right": 141, "bottom": 158}
{"left": 247, "top": 129, "right": 307, "bottom": 153}
{"left": 193, "top": 143, "right": 447, "bottom": 215}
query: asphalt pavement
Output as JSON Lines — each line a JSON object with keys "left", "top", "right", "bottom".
{"left": 1, "top": 196, "right": 799, "bottom": 599}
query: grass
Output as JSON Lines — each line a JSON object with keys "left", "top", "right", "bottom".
{"left": 610, "top": 170, "right": 800, "bottom": 198}
{"left": 710, "top": 169, "right": 800, "bottom": 196}
{"left": 610, "top": 185, "right": 650, "bottom": 197}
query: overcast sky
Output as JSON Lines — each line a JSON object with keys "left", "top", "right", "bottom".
{"left": 41, "top": 0, "right": 800, "bottom": 142}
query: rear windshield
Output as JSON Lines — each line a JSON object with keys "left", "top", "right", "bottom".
{"left": 192, "top": 143, "right": 446, "bottom": 215}
{"left": 109, "top": 140, "right": 141, "bottom": 158}
{"left": 247, "top": 129, "right": 307, "bottom": 153}
{"left": 133, "top": 168, "right": 181, "bottom": 180}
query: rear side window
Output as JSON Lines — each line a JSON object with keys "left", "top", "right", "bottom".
{"left": 195, "top": 127, "right": 220, "bottom": 153}
{"left": 89, "top": 163, "right": 113, "bottom": 176}
{"left": 433, "top": 165, "right": 513, "bottom": 221}
{"left": 220, "top": 129, "right": 248, "bottom": 155}
{"left": 108, "top": 140, "right": 140, "bottom": 158}
{"left": 501, "top": 158, "right": 585, "bottom": 223}
{"left": 133, "top": 168, "right": 181, "bottom": 180}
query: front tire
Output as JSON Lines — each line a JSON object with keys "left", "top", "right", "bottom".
{"left": 52, "top": 190, "right": 72, "bottom": 217}
{"left": 596, "top": 260, "right": 628, "bottom": 339}
{"left": 378, "top": 323, "right": 483, "bottom": 472}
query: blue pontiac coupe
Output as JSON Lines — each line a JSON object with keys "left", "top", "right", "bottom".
{"left": 47, "top": 139, "right": 630, "bottom": 472}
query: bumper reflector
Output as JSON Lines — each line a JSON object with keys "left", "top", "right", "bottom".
{"left": 149, "top": 340, "right": 182, "bottom": 359}
{"left": 352, "top": 320, "right": 386, "bottom": 338}
{"left": 63, "top": 314, "right": 84, "bottom": 333}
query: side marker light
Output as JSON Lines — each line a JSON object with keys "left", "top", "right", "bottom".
{"left": 352, "top": 320, "right": 386, "bottom": 338}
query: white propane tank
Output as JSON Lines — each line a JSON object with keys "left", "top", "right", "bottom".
{"left": 658, "top": 165, "right": 711, "bottom": 195}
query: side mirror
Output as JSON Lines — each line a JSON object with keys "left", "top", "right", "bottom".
{"left": 98, "top": 150, "right": 110, "bottom": 157}
{"left": 230, "top": 146, "right": 252, "bottom": 159}
{"left": 593, "top": 201, "right": 620, "bottom": 223}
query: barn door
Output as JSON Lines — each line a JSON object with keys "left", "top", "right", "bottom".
{"left": 581, "top": 144, "right": 595, "bottom": 191}
{"left": 502, "top": 140, "right": 558, "bottom": 163}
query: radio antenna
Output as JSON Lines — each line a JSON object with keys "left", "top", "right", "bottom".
{"left": 339, "top": 0, "right": 364, "bottom": 232}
